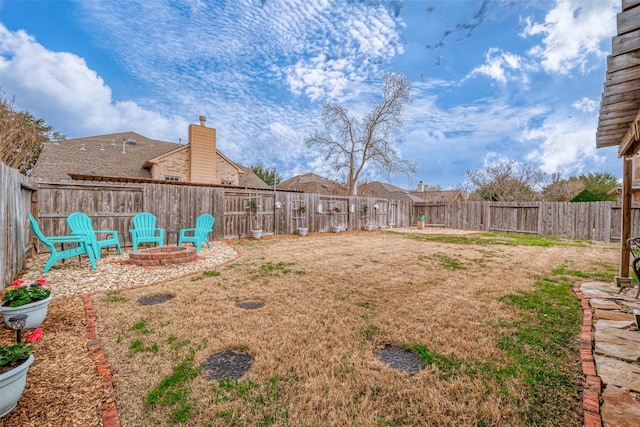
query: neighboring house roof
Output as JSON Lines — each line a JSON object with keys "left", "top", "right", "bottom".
{"left": 30, "top": 130, "right": 272, "bottom": 189}
{"left": 31, "top": 131, "right": 179, "bottom": 181}
{"left": 277, "top": 173, "right": 347, "bottom": 194}
{"left": 238, "top": 165, "right": 273, "bottom": 190}
{"left": 409, "top": 190, "right": 467, "bottom": 203}
{"left": 358, "top": 181, "right": 414, "bottom": 202}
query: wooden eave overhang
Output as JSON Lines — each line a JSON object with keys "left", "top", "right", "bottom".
{"left": 596, "top": 0, "right": 640, "bottom": 156}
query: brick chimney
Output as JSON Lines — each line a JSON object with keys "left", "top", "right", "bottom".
{"left": 188, "top": 116, "right": 217, "bottom": 184}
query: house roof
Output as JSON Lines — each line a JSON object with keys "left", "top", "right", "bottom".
{"left": 237, "top": 165, "right": 273, "bottom": 189}
{"left": 358, "top": 181, "right": 415, "bottom": 202}
{"left": 30, "top": 131, "right": 273, "bottom": 189}
{"left": 277, "top": 173, "right": 347, "bottom": 194}
{"left": 31, "top": 131, "right": 180, "bottom": 181}
{"left": 596, "top": 1, "right": 640, "bottom": 155}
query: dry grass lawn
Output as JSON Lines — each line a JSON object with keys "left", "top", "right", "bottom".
{"left": 85, "top": 231, "right": 618, "bottom": 426}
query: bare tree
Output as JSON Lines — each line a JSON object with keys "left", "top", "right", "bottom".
{"left": 0, "top": 89, "right": 64, "bottom": 174}
{"left": 304, "top": 72, "right": 418, "bottom": 195}
{"left": 465, "top": 159, "right": 547, "bottom": 201}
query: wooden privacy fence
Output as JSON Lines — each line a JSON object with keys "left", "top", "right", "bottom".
{"left": 32, "top": 181, "right": 414, "bottom": 247}
{"left": 0, "top": 162, "right": 36, "bottom": 286}
{"left": 415, "top": 201, "right": 640, "bottom": 242}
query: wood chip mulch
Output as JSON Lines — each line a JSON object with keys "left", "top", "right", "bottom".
{"left": 0, "top": 297, "right": 104, "bottom": 427}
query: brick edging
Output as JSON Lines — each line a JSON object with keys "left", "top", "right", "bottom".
{"left": 573, "top": 284, "right": 602, "bottom": 427}
{"left": 83, "top": 295, "right": 121, "bottom": 427}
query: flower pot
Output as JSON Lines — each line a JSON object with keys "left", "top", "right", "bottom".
{"left": 417, "top": 220, "right": 425, "bottom": 230}
{"left": 0, "top": 354, "right": 34, "bottom": 417}
{"left": 251, "top": 229, "right": 263, "bottom": 239}
{"left": 332, "top": 225, "right": 341, "bottom": 233}
{"left": 1, "top": 295, "right": 52, "bottom": 329}
{"left": 365, "top": 224, "right": 374, "bottom": 231}
{"left": 297, "top": 227, "right": 308, "bottom": 236}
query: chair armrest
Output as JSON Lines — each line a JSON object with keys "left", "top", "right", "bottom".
{"left": 47, "top": 235, "right": 91, "bottom": 244}
{"left": 179, "top": 228, "right": 196, "bottom": 238}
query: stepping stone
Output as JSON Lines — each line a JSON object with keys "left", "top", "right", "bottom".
{"left": 595, "top": 320, "right": 636, "bottom": 329}
{"left": 595, "top": 356, "right": 640, "bottom": 392}
{"left": 200, "top": 350, "right": 253, "bottom": 381}
{"left": 375, "top": 345, "right": 424, "bottom": 375}
{"left": 601, "top": 385, "right": 640, "bottom": 427}
{"left": 137, "top": 293, "right": 174, "bottom": 306}
{"left": 590, "top": 298, "right": 623, "bottom": 309}
{"left": 595, "top": 309, "right": 635, "bottom": 321}
{"left": 235, "top": 301, "right": 265, "bottom": 310}
{"left": 594, "top": 327, "right": 640, "bottom": 362}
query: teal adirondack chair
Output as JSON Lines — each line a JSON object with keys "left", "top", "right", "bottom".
{"left": 178, "top": 213, "right": 214, "bottom": 252}
{"left": 129, "top": 212, "right": 165, "bottom": 250}
{"left": 67, "top": 212, "right": 121, "bottom": 259}
{"left": 29, "top": 213, "right": 97, "bottom": 273}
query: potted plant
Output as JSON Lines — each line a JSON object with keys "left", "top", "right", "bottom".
{"left": 0, "top": 328, "right": 43, "bottom": 416}
{"left": 417, "top": 211, "right": 425, "bottom": 230}
{"left": 249, "top": 198, "right": 262, "bottom": 239}
{"left": 331, "top": 206, "right": 342, "bottom": 233}
{"left": 1, "top": 279, "right": 52, "bottom": 329}
{"left": 297, "top": 203, "right": 308, "bottom": 236}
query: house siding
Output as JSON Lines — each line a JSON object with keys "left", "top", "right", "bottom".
{"left": 217, "top": 156, "right": 240, "bottom": 186}
{"left": 151, "top": 149, "right": 190, "bottom": 181}
{"left": 189, "top": 124, "right": 217, "bottom": 184}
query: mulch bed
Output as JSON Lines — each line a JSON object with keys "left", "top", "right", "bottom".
{"left": 0, "top": 296, "right": 103, "bottom": 426}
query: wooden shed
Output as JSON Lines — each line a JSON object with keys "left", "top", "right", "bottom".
{"left": 596, "top": 0, "right": 640, "bottom": 283}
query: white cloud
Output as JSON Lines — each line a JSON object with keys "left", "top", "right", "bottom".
{"left": 522, "top": 116, "right": 604, "bottom": 175}
{"left": 572, "top": 97, "right": 597, "bottom": 113}
{"left": 0, "top": 25, "right": 187, "bottom": 140}
{"left": 522, "top": 0, "right": 618, "bottom": 75}
{"left": 466, "top": 48, "right": 529, "bottom": 84}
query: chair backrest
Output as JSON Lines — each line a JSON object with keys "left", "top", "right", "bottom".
{"left": 132, "top": 212, "right": 158, "bottom": 236}
{"left": 29, "top": 213, "right": 56, "bottom": 253}
{"left": 195, "top": 214, "right": 214, "bottom": 236}
{"left": 67, "top": 212, "right": 99, "bottom": 249}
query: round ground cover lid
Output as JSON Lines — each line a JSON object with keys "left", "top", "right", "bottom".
{"left": 375, "top": 345, "right": 424, "bottom": 375}
{"left": 235, "top": 300, "right": 265, "bottom": 310}
{"left": 200, "top": 350, "right": 253, "bottom": 381}
{"left": 137, "top": 293, "right": 174, "bottom": 306}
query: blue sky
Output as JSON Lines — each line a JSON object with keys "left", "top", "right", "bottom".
{"left": 0, "top": 0, "right": 621, "bottom": 190}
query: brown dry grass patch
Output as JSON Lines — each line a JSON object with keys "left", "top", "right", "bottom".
{"left": 89, "top": 231, "right": 617, "bottom": 426}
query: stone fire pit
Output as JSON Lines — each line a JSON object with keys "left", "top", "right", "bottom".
{"left": 127, "top": 246, "right": 198, "bottom": 266}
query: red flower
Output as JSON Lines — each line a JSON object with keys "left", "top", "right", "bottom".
{"left": 35, "top": 278, "right": 47, "bottom": 286}
{"left": 10, "top": 279, "right": 25, "bottom": 289}
{"left": 27, "top": 327, "right": 43, "bottom": 343}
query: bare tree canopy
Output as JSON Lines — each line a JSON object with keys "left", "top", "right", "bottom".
{"left": 465, "top": 159, "right": 548, "bottom": 201}
{"left": 304, "top": 72, "right": 418, "bottom": 195}
{"left": 0, "top": 89, "right": 64, "bottom": 174}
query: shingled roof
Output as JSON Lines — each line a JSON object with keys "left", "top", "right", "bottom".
{"left": 277, "top": 173, "right": 347, "bottom": 194}
{"left": 358, "top": 181, "right": 415, "bottom": 202}
{"left": 31, "top": 131, "right": 180, "bottom": 181}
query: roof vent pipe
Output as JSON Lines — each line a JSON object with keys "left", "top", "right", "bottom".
{"left": 417, "top": 181, "right": 424, "bottom": 192}
{"left": 79, "top": 144, "right": 86, "bottom": 151}
{"left": 199, "top": 115, "right": 206, "bottom": 126}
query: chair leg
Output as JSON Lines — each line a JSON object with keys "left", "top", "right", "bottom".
{"left": 632, "top": 257, "right": 640, "bottom": 299}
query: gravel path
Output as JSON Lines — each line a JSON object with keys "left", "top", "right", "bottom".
{"left": 18, "top": 242, "right": 239, "bottom": 298}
